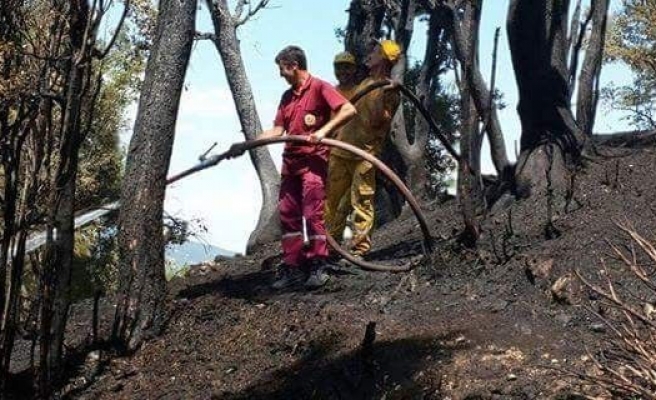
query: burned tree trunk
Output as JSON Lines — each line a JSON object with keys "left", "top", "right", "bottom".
{"left": 567, "top": 0, "right": 585, "bottom": 94}
{"left": 345, "top": 0, "right": 386, "bottom": 78}
{"left": 393, "top": 5, "right": 450, "bottom": 198}
{"left": 41, "top": 55, "right": 88, "bottom": 390}
{"left": 388, "top": 0, "right": 425, "bottom": 198}
{"left": 0, "top": 1, "right": 39, "bottom": 390}
{"left": 41, "top": 0, "right": 130, "bottom": 390}
{"left": 0, "top": 114, "right": 31, "bottom": 393}
{"left": 507, "top": 0, "right": 586, "bottom": 198}
{"left": 379, "top": 0, "right": 417, "bottom": 220}
{"left": 456, "top": 0, "right": 485, "bottom": 245}
{"left": 206, "top": 0, "right": 280, "bottom": 254}
{"left": 576, "top": 0, "right": 609, "bottom": 136}
{"left": 444, "top": 0, "right": 510, "bottom": 178}
{"left": 113, "top": 0, "right": 196, "bottom": 352}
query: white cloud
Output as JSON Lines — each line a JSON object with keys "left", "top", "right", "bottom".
{"left": 178, "top": 87, "right": 236, "bottom": 118}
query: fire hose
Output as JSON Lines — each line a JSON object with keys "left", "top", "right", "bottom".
{"left": 349, "top": 80, "right": 463, "bottom": 165}
{"left": 168, "top": 80, "right": 459, "bottom": 272}
{"left": 169, "top": 136, "right": 432, "bottom": 272}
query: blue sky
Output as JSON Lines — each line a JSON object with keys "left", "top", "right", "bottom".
{"left": 118, "top": 0, "right": 632, "bottom": 254}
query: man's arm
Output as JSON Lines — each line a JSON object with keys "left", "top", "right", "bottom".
{"left": 308, "top": 101, "right": 356, "bottom": 142}
{"left": 257, "top": 126, "right": 285, "bottom": 139}
{"left": 227, "top": 126, "right": 284, "bottom": 158}
{"left": 368, "top": 83, "right": 400, "bottom": 129}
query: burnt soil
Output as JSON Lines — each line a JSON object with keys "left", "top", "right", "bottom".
{"left": 35, "top": 146, "right": 656, "bottom": 399}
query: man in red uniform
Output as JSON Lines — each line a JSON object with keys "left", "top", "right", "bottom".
{"left": 259, "top": 45, "right": 356, "bottom": 289}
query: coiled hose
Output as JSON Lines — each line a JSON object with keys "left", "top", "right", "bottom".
{"left": 167, "top": 80, "right": 454, "bottom": 272}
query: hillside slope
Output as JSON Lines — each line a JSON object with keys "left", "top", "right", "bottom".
{"left": 59, "top": 146, "right": 656, "bottom": 399}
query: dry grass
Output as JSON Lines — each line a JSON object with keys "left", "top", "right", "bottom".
{"left": 575, "top": 221, "right": 656, "bottom": 399}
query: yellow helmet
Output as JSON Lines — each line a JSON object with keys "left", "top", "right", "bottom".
{"left": 379, "top": 40, "right": 401, "bottom": 62}
{"left": 333, "top": 51, "right": 356, "bottom": 65}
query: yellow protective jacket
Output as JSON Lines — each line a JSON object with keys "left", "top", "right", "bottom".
{"left": 330, "top": 83, "right": 358, "bottom": 141}
{"left": 325, "top": 77, "right": 401, "bottom": 254}
{"left": 331, "top": 77, "right": 401, "bottom": 159}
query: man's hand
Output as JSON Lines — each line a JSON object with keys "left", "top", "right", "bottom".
{"left": 225, "top": 142, "right": 248, "bottom": 159}
{"left": 383, "top": 78, "right": 401, "bottom": 91}
{"left": 308, "top": 128, "right": 328, "bottom": 143}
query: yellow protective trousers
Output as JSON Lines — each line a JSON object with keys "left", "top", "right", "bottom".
{"left": 325, "top": 155, "right": 376, "bottom": 255}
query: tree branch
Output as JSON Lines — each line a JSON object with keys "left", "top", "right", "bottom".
{"left": 568, "top": 3, "right": 593, "bottom": 94}
{"left": 194, "top": 31, "right": 217, "bottom": 42}
{"left": 38, "top": 91, "right": 65, "bottom": 106}
{"left": 438, "top": 0, "right": 464, "bottom": 12}
{"left": 234, "top": 0, "right": 247, "bottom": 19}
{"left": 480, "top": 27, "right": 500, "bottom": 142}
{"left": 81, "top": 67, "right": 104, "bottom": 142}
{"left": 235, "top": 0, "right": 271, "bottom": 27}
{"left": 99, "top": 0, "right": 130, "bottom": 59}
{"left": 567, "top": 0, "right": 582, "bottom": 57}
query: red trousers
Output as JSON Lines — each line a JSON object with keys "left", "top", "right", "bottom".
{"left": 279, "top": 159, "right": 329, "bottom": 268}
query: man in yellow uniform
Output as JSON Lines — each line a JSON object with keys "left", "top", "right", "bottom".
{"left": 325, "top": 40, "right": 402, "bottom": 258}
{"left": 333, "top": 51, "right": 359, "bottom": 98}
{"left": 328, "top": 51, "right": 360, "bottom": 248}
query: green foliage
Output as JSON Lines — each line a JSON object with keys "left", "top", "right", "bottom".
{"left": 165, "top": 259, "right": 189, "bottom": 281}
{"left": 603, "top": 0, "right": 656, "bottom": 129}
{"left": 76, "top": 31, "right": 146, "bottom": 209}
{"left": 75, "top": 1, "right": 153, "bottom": 209}
{"left": 71, "top": 218, "right": 120, "bottom": 299}
{"left": 69, "top": 2, "right": 152, "bottom": 297}
{"left": 164, "top": 215, "right": 209, "bottom": 247}
{"left": 70, "top": 10, "right": 151, "bottom": 297}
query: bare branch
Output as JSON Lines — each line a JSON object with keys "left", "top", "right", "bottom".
{"left": 81, "top": 67, "right": 104, "bottom": 142}
{"left": 573, "top": 223, "right": 656, "bottom": 398}
{"left": 77, "top": 0, "right": 99, "bottom": 64}
{"left": 194, "top": 31, "right": 217, "bottom": 42}
{"left": 568, "top": 3, "right": 593, "bottom": 93}
{"left": 438, "top": 0, "right": 464, "bottom": 12}
{"left": 99, "top": 0, "right": 130, "bottom": 59}
{"left": 233, "top": 0, "right": 247, "bottom": 20}
{"left": 567, "top": 0, "right": 582, "bottom": 56}
{"left": 235, "top": 0, "right": 271, "bottom": 27}
{"left": 480, "top": 27, "right": 500, "bottom": 142}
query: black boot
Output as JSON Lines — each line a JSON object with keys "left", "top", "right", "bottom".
{"left": 304, "top": 259, "right": 330, "bottom": 289}
{"left": 271, "top": 264, "right": 306, "bottom": 290}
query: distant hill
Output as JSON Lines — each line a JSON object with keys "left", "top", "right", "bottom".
{"left": 165, "top": 240, "right": 236, "bottom": 267}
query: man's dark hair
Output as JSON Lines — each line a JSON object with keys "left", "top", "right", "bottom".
{"left": 275, "top": 45, "right": 307, "bottom": 70}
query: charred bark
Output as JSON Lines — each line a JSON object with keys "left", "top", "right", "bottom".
{"left": 206, "top": 0, "right": 281, "bottom": 254}
{"left": 443, "top": 0, "right": 510, "bottom": 178}
{"left": 507, "top": 0, "right": 586, "bottom": 198}
{"left": 456, "top": 0, "right": 485, "bottom": 245}
{"left": 0, "top": 117, "right": 30, "bottom": 394}
{"left": 404, "top": 8, "right": 444, "bottom": 197}
{"left": 0, "top": 3, "right": 35, "bottom": 391}
{"left": 43, "top": 52, "right": 88, "bottom": 393}
{"left": 384, "top": 0, "right": 423, "bottom": 216}
{"left": 345, "top": 0, "right": 386, "bottom": 77}
{"left": 113, "top": 0, "right": 196, "bottom": 353}
{"left": 388, "top": 0, "right": 428, "bottom": 199}
{"left": 576, "top": 0, "right": 609, "bottom": 136}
